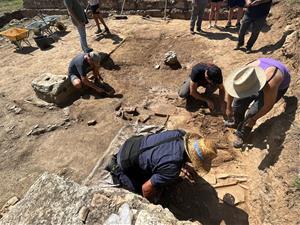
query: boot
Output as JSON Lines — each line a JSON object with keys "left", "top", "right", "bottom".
{"left": 233, "top": 125, "right": 252, "bottom": 148}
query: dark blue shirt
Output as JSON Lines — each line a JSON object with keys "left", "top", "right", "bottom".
{"left": 246, "top": 0, "right": 272, "bottom": 19}
{"left": 68, "top": 53, "right": 92, "bottom": 78}
{"left": 137, "top": 130, "right": 186, "bottom": 187}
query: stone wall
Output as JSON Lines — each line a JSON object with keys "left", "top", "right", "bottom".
{"left": 22, "top": 0, "right": 192, "bottom": 10}
{"left": 21, "top": 0, "right": 232, "bottom": 20}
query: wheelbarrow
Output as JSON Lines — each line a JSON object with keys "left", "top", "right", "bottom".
{"left": 0, "top": 27, "right": 31, "bottom": 50}
{"left": 26, "top": 20, "right": 53, "bottom": 36}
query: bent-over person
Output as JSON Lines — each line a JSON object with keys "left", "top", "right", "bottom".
{"left": 68, "top": 52, "right": 111, "bottom": 95}
{"left": 178, "top": 63, "right": 226, "bottom": 112}
{"left": 105, "top": 130, "right": 217, "bottom": 203}
{"left": 224, "top": 58, "right": 291, "bottom": 148}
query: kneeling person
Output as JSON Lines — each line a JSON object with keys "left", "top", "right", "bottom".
{"left": 224, "top": 58, "right": 291, "bottom": 148}
{"left": 68, "top": 52, "right": 109, "bottom": 94}
{"left": 179, "top": 63, "right": 225, "bottom": 111}
{"left": 106, "top": 130, "right": 217, "bottom": 203}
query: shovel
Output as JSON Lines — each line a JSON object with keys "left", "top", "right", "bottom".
{"left": 114, "top": 0, "right": 128, "bottom": 20}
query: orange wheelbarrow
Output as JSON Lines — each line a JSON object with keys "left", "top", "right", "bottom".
{"left": 0, "top": 27, "right": 31, "bottom": 50}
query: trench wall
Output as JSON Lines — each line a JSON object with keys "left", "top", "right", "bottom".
{"left": 22, "top": 0, "right": 231, "bottom": 20}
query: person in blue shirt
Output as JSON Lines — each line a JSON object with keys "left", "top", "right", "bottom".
{"left": 106, "top": 130, "right": 217, "bottom": 203}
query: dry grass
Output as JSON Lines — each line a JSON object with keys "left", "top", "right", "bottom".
{"left": 0, "top": 0, "right": 23, "bottom": 14}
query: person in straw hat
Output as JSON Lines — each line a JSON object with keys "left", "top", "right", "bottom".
{"left": 105, "top": 129, "right": 217, "bottom": 203}
{"left": 224, "top": 58, "right": 291, "bottom": 148}
{"left": 68, "top": 51, "right": 112, "bottom": 95}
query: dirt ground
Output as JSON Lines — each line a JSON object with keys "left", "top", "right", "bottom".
{"left": 0, "top": 1, "right": 299, "bottom": 224}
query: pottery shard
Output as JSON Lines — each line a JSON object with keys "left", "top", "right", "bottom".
{"left": 31, "top": 73, "right": 77, "bottom": 105}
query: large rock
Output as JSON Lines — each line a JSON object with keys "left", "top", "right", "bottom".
{"left": 31, "top": 73, "right": 77, "bottom": 105}
{"left": 0, "top": 173, "right": 198, "bottom": 225}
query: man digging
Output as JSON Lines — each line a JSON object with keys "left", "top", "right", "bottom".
{"left": 106, "top": 129, "right": 217, "bottom": 203}
{"left": 68, "top": 51, "right": 113, "bottom": 96}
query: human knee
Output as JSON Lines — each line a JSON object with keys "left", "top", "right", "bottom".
{"left": 72, "top": 79, "right": 82, "bottom": 89}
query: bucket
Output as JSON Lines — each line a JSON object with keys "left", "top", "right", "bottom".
{"left": 33, "top": 35, "right": 51, "bottom": 50}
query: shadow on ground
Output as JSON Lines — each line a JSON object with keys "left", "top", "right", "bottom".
{"left": 250, "top": 96, "right": 298, "bottom": 170}
{"left": 160, "top": 176, "right": 249, "bottom": 225}
{"left": 197, "top": 30, "right": 238, "bottom": 41}
{"left": 95, "top": 32, "right": 123, "bottom": 44}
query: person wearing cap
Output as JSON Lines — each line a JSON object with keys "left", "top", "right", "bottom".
{"left": 88, "top": 0, "right": 111, "bottom": 34}
{"left": 68, "top": 52, "right": 109, "bottom": 94}
{"left": 64, "top": 0, "right": 93, "bottom": 53}
{"left": 178, "top": 63, "right": 226, "bottom": 112}
{"left": 105, "top": 130, "right": 217, "bottom": 203}
{"left": 224, "top": 58, "right": 291, "bottom": 148}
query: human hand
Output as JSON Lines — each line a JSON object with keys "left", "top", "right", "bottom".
{"left": 226, "top": 107, "right": 233, "bottom": 118}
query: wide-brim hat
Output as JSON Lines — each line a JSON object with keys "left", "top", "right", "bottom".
{"left": 185, "top": 134, "right": 217, "bottom": 176}
{"left": 224, "top": 66, "right": 267, "bottom": 99}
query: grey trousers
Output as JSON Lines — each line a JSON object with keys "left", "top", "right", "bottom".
{"left": 233, "top": 87, "right": 288, "bottom": 135}
{"left": 238, "top": 14, "right": 267, "bottom": 49}
{"left": 178, "top": 77, "right": 218, "bottom": 98}
{"left": 190, "top": 0, "right": 208, "bottom": 29}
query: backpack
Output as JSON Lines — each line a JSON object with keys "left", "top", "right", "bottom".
{"left": 119, "top": 130, "right": 186, "bottom": 175}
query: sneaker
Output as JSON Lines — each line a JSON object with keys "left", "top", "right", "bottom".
{"left": 245, "top": 48, "right": 252, "bottom": 54}
{"left": 95, "top": 28, "right": 102, "bottom": 34}
{"left": 235, "top": 21, "right": 241, "bottom": 29}
{"left": 233, "top": 125, "right": 252, "bottom": 148}
{"left": 190, "top": 27, "right": 195, "bottom": 35}
{"left": 234, "top": 43, "right": 243, "bottom": 50}
{"left": 104, "top": 28, "right": 111, "bottom": 34}
{"left": 196, "top": 27, "right": 202, "bottom": 33}
{"left": 233, "top": 135, "right": 244, "bottom": 148}
{"left": 85, "top": 47, "right": 93, "bottom": 53}
{"left": 224, "top": 119, "right": 238, "bottom": 129}
{"left": 225, "top": 21, "right": 231, "bottom": 28}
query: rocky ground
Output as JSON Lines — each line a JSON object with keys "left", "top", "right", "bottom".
{"left": 0, "top": 1, "right": 299, "bottom": 224}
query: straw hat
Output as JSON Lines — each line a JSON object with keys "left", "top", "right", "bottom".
{"left": 224, "top": 66, "right": 267, "bottom": 98}
{"left": 185, "top": 134, "right": 217, "bottom": 176}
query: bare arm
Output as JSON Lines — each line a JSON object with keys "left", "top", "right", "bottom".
{"left": 218, "top": 84, "right": 226, "bottom": 113}
{"left": 92, "top": 66, "right": 103, "bottom": 81}
{"left": 225, "top": 92, "right": 234, "bottom": 118}
{"left": 142, "top": 179, "right": 157, "bottom": 202}
{"left": 81, "top": 76, "right": 105, "bottom": 93}
{"left": 247, "top": 73, "right": 282, "bottom": 126}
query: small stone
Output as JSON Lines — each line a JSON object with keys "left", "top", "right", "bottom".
{"left": 5, "top": 196, "right": 19, "bottom": 207}
{"left": 87, "top": 120, "right": 97, "bottom": 126}
{"left": 31, "top": 128, "right": 46, "bottom": 136}
{"left": 164, "top": 51, "right": 178, "bottom": 65}
{"left": 154, "top": 64, "right": 160, "bottom": 70}
{"left": 78, "top": 206, "right": 89, "bottom": 222}
{"left": 46, "top": 124, "right": 59, "bottom": 132}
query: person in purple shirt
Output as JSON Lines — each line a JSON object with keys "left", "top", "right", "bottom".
{"left": 224, "top": 58, "right": 291, "bottom": 148}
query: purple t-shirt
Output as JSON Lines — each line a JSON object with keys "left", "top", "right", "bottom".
{"left": 258, "top": 58, "right": 290, "bottom": 90}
